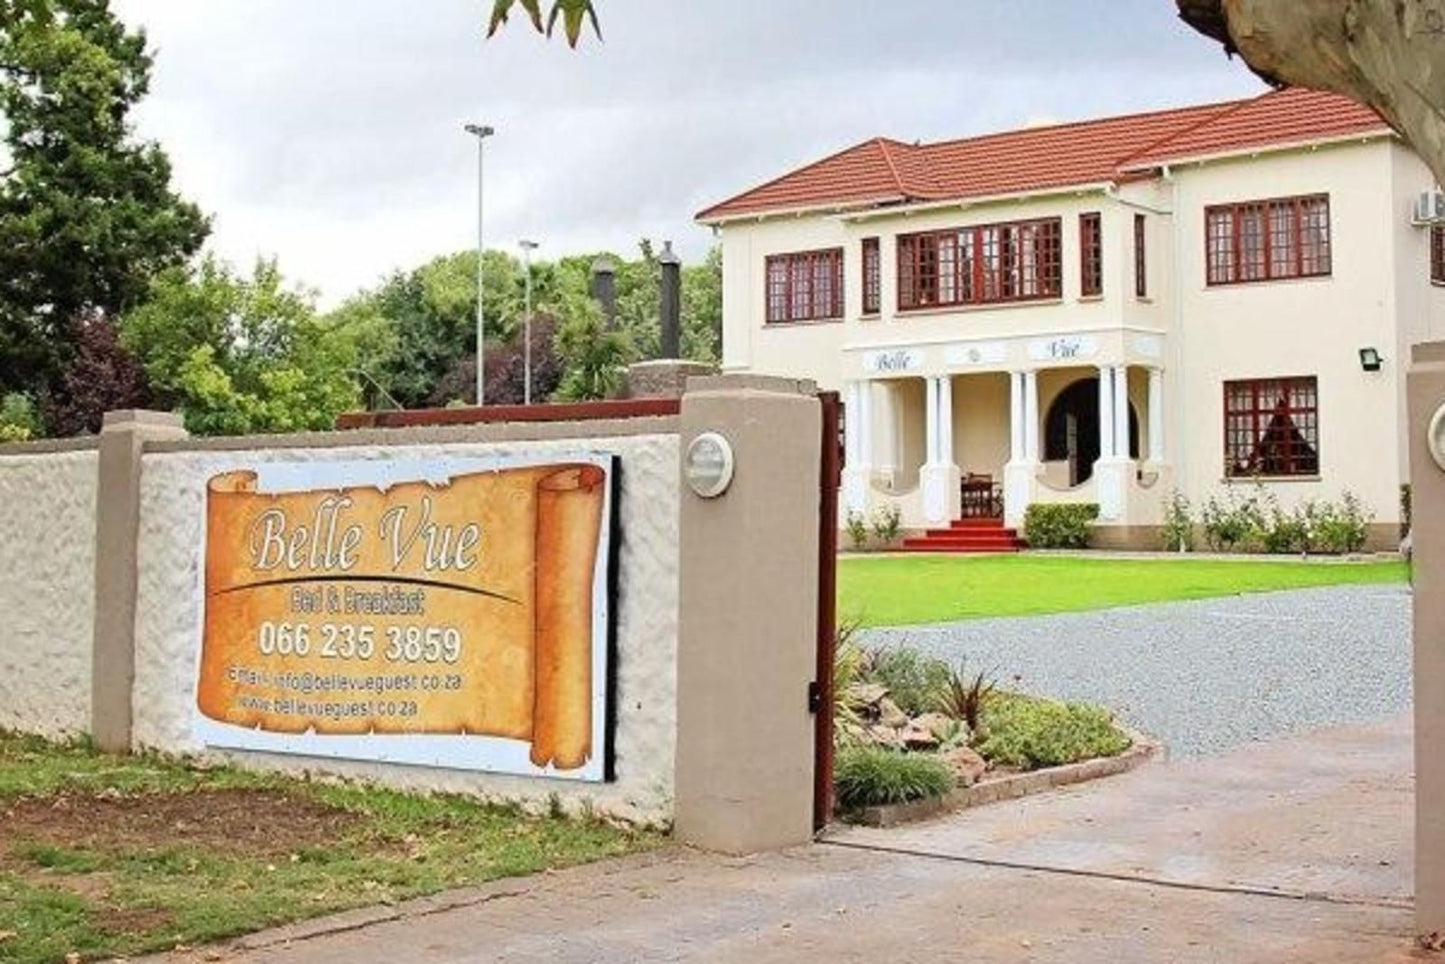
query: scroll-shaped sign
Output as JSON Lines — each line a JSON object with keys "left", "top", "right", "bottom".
{"left": 193, "top": 455, "right": 615, "bottom": 782}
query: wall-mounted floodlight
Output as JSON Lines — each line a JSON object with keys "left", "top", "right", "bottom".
{"left": 685, "top": 432, "right": 735, "bottom": 498}
{"left": 1430, "top": 403, "right": 1445, "bottom": 472}
{"left": 1360, "top": 347, "right": 1384, "bottom": 372}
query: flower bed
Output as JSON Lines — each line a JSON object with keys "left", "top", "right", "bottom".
{"left": 832, "top": 630, "right": 1137, "bottom": 822}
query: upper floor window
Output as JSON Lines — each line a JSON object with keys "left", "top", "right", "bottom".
{"left": 1432, "top": 224, "right": 1445, "bottom": 285}
{"left": 897, "top": 217, "right": 1062, "bottom": 310}
{"left": 1223, "top": 376, "right": 1319, "bottom": 478}
{"left": 1080, "top": 212, "right": 1102, "bottom": 297}
{"left": 1133, "top": 213, "right": 1147, "bottom": 298}
{"left": 1206, "top": 194, "right": 1331, "bottom": 286}
{"left": 862, "top": 237, "right": 881, "bottom": 314}
{"left": 765, "top": 248, "right": 843, "bottom": 324}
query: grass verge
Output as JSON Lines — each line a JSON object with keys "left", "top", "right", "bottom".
{"left": 840, "top": 554, "right": 1407, "bottom": 627}
{"left": 0, "top": 731, "right": 659, "bottom": 964}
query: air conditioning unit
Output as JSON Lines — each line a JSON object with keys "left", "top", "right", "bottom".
{"left": 1414, "top": 189, "right": 1445, "bottom": 224}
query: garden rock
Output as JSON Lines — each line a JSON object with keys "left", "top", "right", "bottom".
{"left": 899, "top": 723, "right": 940, "bottom": 750}
{"left": 878, "top": 698, "right": 909, "bottom": 729}
{"left": 940, "top": 746, "right": 988, "bottom": 786}
{"left": 849, "top": 682, "right": 887, "bottom": 709}
{"left": 864, "top": 725, "right": 904, "bottom": 750}
{"left": 914, "top": 712, "right": 957, "bottom": 739}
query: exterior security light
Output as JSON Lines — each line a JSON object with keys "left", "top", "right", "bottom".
{"left": 685, "top": 432, "right": 735, "bottom": 498}
{"left": 1359, "top": 347, "right": 1384, "bottom": 372}
{"left": 1430, "top": 403, "right": 1445, "bottom": 473}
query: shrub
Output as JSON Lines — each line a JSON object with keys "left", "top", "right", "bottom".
{"left": 833, "top": 745, "right": 955, "bottom": 810}
{"left": 867, "top": 646, "right": 952, "bottom": 716}
{"left": 1200, "top": 489, "right": 1266, "bottom": 552}
{"left": 1161, "top": 489, "right": 1194, "bottom": 552}
{"left": 870, "top": 503, "right": 902, "bottom": 546}
{"left": 1261, "top": 498, "right": 1309, "bottom": 554}
{"left": 1022, "top": 503, "right": 1099, "bottom": 549}
{"left": 844, "top": 509, "right": 869, "bottom": 551}
{"left": 1309, "top": 490, "right": 1372, "bottom": 554}
{"left": 934, "top": 660, "right": 996, "bottom": 732}
{"left": 0, "top": 393, "right": 41, "bottom": 443}
{"left": 833, "top": 620, "right": 867, "bottom": 744}
{"left": 976, "top": 694, "right": 1130, "bottom": 769}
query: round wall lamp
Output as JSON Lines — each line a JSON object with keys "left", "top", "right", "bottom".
{"left": 685, "top": 431, "right": 735, "bottom": 498}
{"left": 1430, "top": 403, "right": 1445, "bottom": 473}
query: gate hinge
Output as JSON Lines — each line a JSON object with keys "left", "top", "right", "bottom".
{"left": 808, "top": 680, "right": 822, "bottom": 714}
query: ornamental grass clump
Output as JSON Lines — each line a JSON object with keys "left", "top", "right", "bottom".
{"left": 867, "top": 646, "right": 952, "bottom": 716}
{"left": 976, "top": 694, "right": 1131, "bottom": 770}
{"left": 833, "top": 745, "right": 955, "bottom": 810}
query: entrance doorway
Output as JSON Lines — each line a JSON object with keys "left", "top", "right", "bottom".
{"left": 1044, "top": 377, "right": 1138, "bottom": 485}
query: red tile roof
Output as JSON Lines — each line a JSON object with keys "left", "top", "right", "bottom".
{"left": 695, "top": 88, "right": 1391, "bottom": 223}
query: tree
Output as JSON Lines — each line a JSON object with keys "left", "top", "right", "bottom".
{"left": 429, "top": 313, "right": 566, "bottom": 406}
{"left": 119, "top": 257, "right": 359, "bottom": 435}
{"left": 0, "top": 0, "right": 209, "bottom": 396}
{"left": 1177, "top": 1, "right": 1445, "bottom": 186}
{"left": 39, "top": 310, "right": 150, "bottom": 436}
{"left": 487, "top": 0, "right": 600, "bottom": 47}
{"left": 682, "top": 245, "right": 722, "bottom": 364}
{"left": 553, "top": 295, "right": 634, "bottom": 401}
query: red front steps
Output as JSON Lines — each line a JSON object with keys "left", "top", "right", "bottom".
{"left": 901, "top": 518, "right": 1026, "bottom": 553}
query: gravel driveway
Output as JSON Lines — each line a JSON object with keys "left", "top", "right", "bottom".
{"left": 860, "top": 583, "right": 1412, "bottom": 757}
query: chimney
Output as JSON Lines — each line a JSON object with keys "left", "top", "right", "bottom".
{"left": 658, "top": 241, "right": 682, "bottom": 359}
{"left": 590, "top": 256, "right": 617, "bottom": 331}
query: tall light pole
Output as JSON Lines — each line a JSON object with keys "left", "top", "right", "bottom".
{"left": 463, "top": 123, "right": 494, "bottom": 406}
{"left": 519, "top": 239, "right": 539, "bottom": 405}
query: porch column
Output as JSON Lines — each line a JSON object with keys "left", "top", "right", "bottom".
{"left": 1008, "top": 370, "right": 1025, "bottom": 463}
{"left": 841, "top": 380, "right": 871, "bottom": 516}
{"left": 1023, "top": 369, "right": 1040, "bottom": 462}
{"left": 1095, "top": 365, "right": 1128, "bottom": 523}
{"left": 1112, "top": 364, "right": 1130, "bottom": 461}
{"left": 1097, "top": 365, "right": 1115, "bottom": 460}
{"left": 1003, "top": 370, "right": 1036, "bottom": 528}
{"left": 921, "top": 375, "right": 960, "bottom": 524}
{"left": 876, "top": 381, "right": 898, "bottom": 482}
{"left": 1147, "top": 367, "right": 1165, "bottom": 463}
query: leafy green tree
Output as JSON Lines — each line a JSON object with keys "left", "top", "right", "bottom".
{"left": 119, "top": 257, "right": 358, "bottom": 435}
{"left": 681, "top": 246, "right": 722, "bottom": 364}
{"left": 553, "top": 295, "right": 634, "bottom": 401}
{"left": 0, "top": 0, "right": 208, "bottom": 396}
{"left": 487, "top": 0, "right": 600, "bottom": 47}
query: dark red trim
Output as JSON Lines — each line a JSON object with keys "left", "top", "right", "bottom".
{"left": 336, "top": 398, "right": 682, "bottom": 431}
{"left": 813, "top": 390, "right": 840, "bottom": 832}
{"left": 1134, "top": 213, "right": 1147, "bottom": 298}
{"left": 897, "top": 216, "right": 1062, "bottom": 310}
{"left": 1205, "top": 193, "right": 1331, "bottom": 286}
{"left": 1080, "top": 211, "right": 1102, "bottom": 297}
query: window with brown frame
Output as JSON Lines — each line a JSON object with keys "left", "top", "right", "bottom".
{"left": 1133, "top": 213, "right": 1147, "bottom": 298}
{"left": 862, "top": 237, "right": 880, "bottom": 314}
{"left": 1223, "top": 376, "right": 1319, "bottom": 478}
{"left": 1080, "top": 212, "right": 1102, "bottom": 297}
{"left": 897, "top": 217, "right": 1061, "bottom": 310}
{"left": 1432, "top": 225, "right": 1445, "bottom": 285}
{"left": 765, "top": 248, "right": 843, "bottom": 324}
{"left": 1205, "top": 194, "right": 1331, "bottom": 286}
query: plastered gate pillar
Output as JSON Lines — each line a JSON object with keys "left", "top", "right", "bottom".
{"left": 675, "top": 375, "right": 821, "bottom": 854}
{"left": 1412, "top": 342, "right": 1445, "bottom": 938}
{"left": 91, "top": 410, "right": 188, "bottom": 752}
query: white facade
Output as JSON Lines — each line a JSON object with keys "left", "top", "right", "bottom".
{"left": 704, "top": 133, "right": 1445, "bottom": 544}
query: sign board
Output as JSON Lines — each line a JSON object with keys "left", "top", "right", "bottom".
{"left": 193, "top": 454, "right": 615, "bottom": 782}
{"left": 1028, "top": 335, "right": 1099, "bottom": 362}
{"left": 862, "top": 348, "right": 922, "bottom": 374}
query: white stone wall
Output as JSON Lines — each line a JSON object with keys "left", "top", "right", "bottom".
{"left": 0, "top": 449, "right": 97, "bottom": 737}
{"left": 132, "top": 435, "right": 680, "bottom": 826}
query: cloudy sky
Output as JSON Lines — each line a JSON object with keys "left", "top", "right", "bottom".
{"left": 109, "top": 0, "right": 1266, "bottom": 306}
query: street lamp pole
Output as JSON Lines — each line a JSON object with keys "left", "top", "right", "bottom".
{"left": 519, "top": 239, "right": 539, "bottom": 406}
{"left": 463, "top": 123, "right": 495, "bottom": 406}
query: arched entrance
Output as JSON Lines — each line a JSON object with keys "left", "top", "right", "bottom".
{"left": 1043, "top": 377, "right": 1138, "bottom": 485}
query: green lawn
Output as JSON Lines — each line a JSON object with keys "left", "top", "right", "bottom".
{"left": 0, "top": 732, "right": 658, "bottom": 964}
{"left": 839, "top": 554, "right": 1408, "bottom": 628}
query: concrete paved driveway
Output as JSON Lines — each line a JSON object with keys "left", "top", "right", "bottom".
{"left": 154, "top": 715, "right": 1417, "bottom": 964}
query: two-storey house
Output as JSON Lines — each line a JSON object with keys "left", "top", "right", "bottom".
{"left": 696, "top": 88, "right": 1445, "bottom": 550}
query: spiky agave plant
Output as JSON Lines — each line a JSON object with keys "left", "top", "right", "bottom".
{"left": 935, "top": 659, "right": 997, "bottom": 734}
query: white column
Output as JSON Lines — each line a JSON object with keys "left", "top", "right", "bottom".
{"left": 1147, "top": 367, "right": 1165, "bottom": 463}
{"left": 1098, "top": 365, "right": 1115, "bottom": 460}
{"left": 924, "top": 375, "right": 940, "bottom": 465}
{"left": 1113, "top": 364, "right": 1130, "bottom": 461}
{"left": 858, "top": 380, "right": 874, "bottom": 468}
{"left": 842, "top": 380, "right": 869, "bottom": 515}
{"left": 876, "top": 381, "right": 898, "bottom": 479}
{"left": 1008, "top": 370, "right": 1024, "bottom": 463}
{"left": 938, "top": 374, "right": 955, "bottom": 466}
{"left": 1023, "top": 369, "right": 1040, "bottom": 463}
